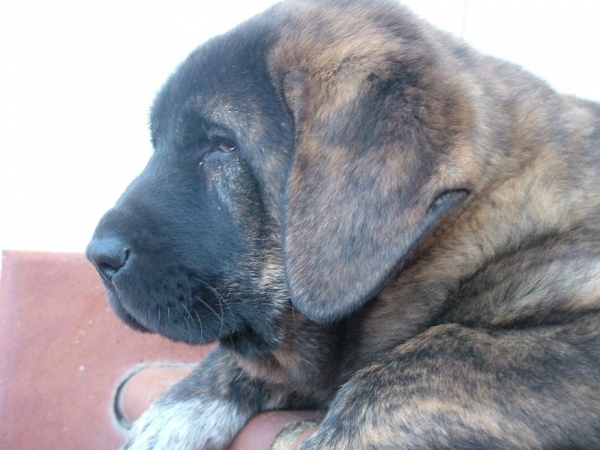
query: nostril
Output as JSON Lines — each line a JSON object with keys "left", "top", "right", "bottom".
{"left": 86, "top": 238, "right": 131, "bottom": 283}
{"left": 97, "top": 249, "right": 130, "bottom": 280}
{"left": 95, "top": 248, "right": 130, "bottom": 283}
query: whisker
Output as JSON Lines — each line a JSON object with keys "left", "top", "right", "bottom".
{"left": 181, "top": 303, "right": 194, "bottom": 344}
{"left": 193, "top": 279, "right": 231, "bottom": 339}
{"left": 193, "top": 294, "right": 225, "bottom": 340}
{"left": 196, "top": 279, "right": 232, "bottom": 314}
{"left": 185, "top": 317, "right": 193, "bottom": 345}
{"left": 193, "top": 310, "right": 205, "bottom": 342}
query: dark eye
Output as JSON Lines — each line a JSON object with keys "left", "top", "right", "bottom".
{"left": 213, "top": 137, "right": 237, "bottom": 154}
{"left": 197, "top": 131, "right": 238, "bottom": 168}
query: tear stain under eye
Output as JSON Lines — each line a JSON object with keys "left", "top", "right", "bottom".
{"left": 209, "top": 160, "right": 268, "bottom": 245}
{"left": 205, "top": 158, "right": 252, "bottom": 225}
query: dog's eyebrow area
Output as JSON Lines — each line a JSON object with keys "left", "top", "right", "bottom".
{"left": 158, "top": 97, "right": 247, "bottom": 153}
{"left": 154, "top": 109, "right": 221, "bottom": 157}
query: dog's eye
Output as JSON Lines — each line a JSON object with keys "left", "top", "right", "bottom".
{"left": 213, "top": 137, "right": 237, "bottom": 154}
{"left": 198, "top": 133, "right": 238, "bottom": 168}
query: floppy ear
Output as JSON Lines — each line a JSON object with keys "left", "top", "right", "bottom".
{"left": 281, "top": 56, "right": 474, "bottom": 323}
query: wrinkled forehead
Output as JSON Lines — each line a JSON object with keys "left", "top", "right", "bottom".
{"left": 149, "top": 12, "right": 280, "bottom": 146}
{"left": 147, "top": 0, "right": 410, "bottom": 147}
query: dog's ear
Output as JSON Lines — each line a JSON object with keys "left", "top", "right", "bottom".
{"left": 279, "top": 50, "right": 476, "bottom": 323}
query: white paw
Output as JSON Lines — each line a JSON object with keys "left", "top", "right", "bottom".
{"left": 122, "top": 398, "right": 247, "bottom": 450}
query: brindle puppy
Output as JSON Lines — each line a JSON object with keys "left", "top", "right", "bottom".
{"left": 86, "top": 0, "right": 600, "bottom": 448}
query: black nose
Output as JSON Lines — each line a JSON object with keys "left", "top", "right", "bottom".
{"left": 86, "top": 237, "right": 130, "bottom": 283}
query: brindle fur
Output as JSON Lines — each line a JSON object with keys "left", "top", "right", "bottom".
{"left": 87, "top": 0, "right": 600, "bottom": 448}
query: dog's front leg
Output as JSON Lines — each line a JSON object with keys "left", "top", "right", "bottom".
{"left": 298, "top": 323, "right": 600, "bottom": 450}
{"left": 122, "top": 346, "right": 276, "bottom": 450}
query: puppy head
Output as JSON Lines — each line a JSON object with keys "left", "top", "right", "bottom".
{"left": 87, "top": 0, "right": 479, "bottom": 354}
{"left": 87, "top": 12, "right": 294, "bottom": 355}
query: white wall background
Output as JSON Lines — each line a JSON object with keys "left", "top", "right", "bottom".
{"left": 1, "top": 1, "right": 599, "bottom": 254}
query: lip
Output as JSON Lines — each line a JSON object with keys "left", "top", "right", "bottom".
{"left": 102, "top": 282, "right": 153, "bottom": 333}
{"left": 98, "top": 274, "right": 247, "bottom": 345}
{"left": 119, "top": 307, "right": 153, "bottom": 333}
